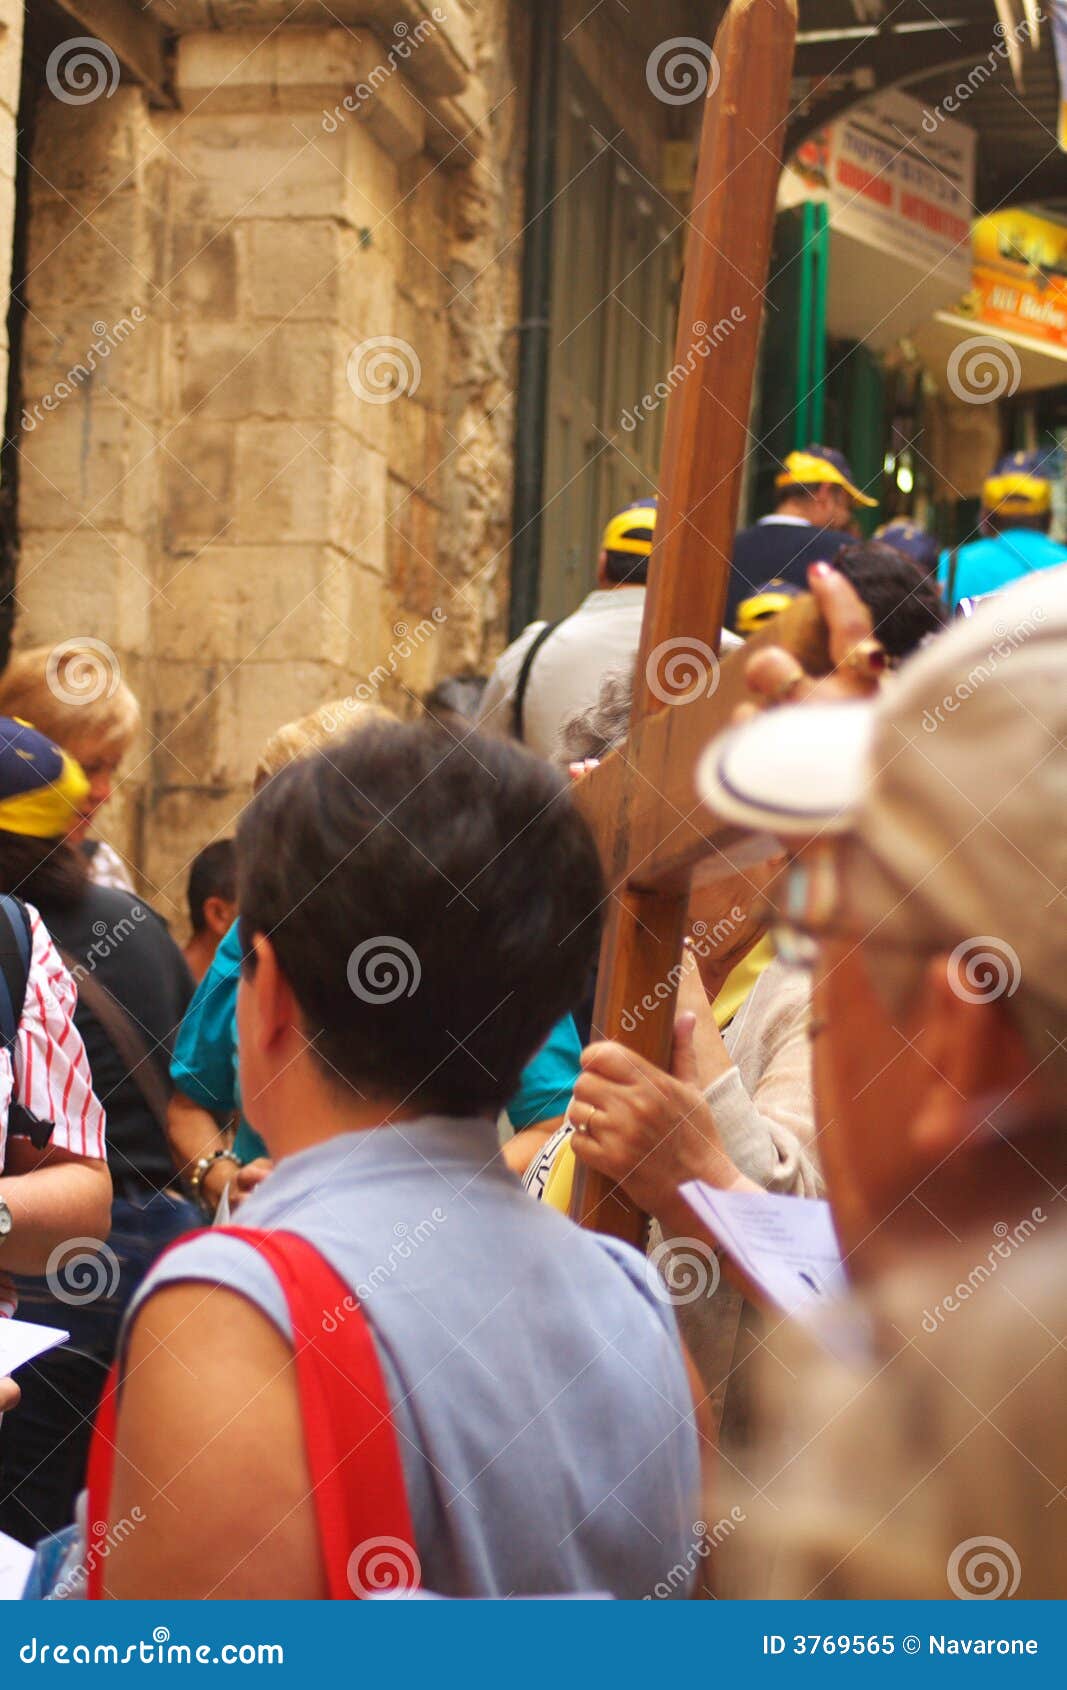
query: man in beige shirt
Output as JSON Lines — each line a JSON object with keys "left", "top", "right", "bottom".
{"left": 477, "top": 501, "right": 657, "bottom": 762}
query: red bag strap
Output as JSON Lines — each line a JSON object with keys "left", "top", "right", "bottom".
{"left": 86, "top": 1226, "right": 417, "bottom": 1600}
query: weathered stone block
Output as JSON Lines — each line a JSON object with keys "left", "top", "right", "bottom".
{"left": 175, "top": 322, "right": 339, "bottom": 421}
{"left": 165, "top": 111, "right": 400, "bottom": 230}
{"left": 167, "top": 223, "right": 239, "bottom": 317}
{"left": 177, "top": 26, "right": 425, "bottom": 159}
{"left": 153, "top": 565, "right": 241, "bottom": 666}
{"left": 149, "top": 657, "right": 225, "bottom": 789}
{"left": 161, "top": 419, "right": 235, "bottom": 550}
{"left": 329, "top": 435, "right": 388, "bottom": 573}
{"left": 177, "top": 27, "right": 356, "bottom": 111}
{"left": 31, "top": 89, "right": 146, "bottom": 199}
{"left": 386, "top": 478, "right": 445, "bottom": 620}
{"left": 232, "top": 421, "right": 363, "bottom": 548}
{"left": 142, "top": 788, "right": 241, "bottom": 932}
{"left": 15, "top": 530, "right": 153, "bottom": 655}
{"left": 19, "top": 402, "right": 157, "bottom": 537}
{"left": 243, "top": 219, "right": 349, "bottom": 322}
{"left": 25, "top": 192, "right": 154, "bottom": 310}
{"left": 220, "top": 657, "right": 344, "bottom": 785}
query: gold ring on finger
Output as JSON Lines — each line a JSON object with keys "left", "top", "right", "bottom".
{"left": 843, "top": 638, "right": 889, "bottom": 683}
{"left": 769, "top": 671, "right": 804, "bottom": 706}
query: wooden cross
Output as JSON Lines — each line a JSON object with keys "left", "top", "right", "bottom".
{"left": 569, "top": 0, "right": 803, "bottom": 1244}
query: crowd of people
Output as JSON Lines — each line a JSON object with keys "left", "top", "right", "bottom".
{"left": 0, "top": 435, "right": 1064, "bottom": 1600}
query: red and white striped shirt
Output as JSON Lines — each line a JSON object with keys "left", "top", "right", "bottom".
{"left": 0, "top": 904, "right": 108, "bottom": 1318}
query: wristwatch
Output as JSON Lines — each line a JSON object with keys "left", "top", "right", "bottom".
{"left": 0, "top": 1197, "right": 12, "bottom": 1249}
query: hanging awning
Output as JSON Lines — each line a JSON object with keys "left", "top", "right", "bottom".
{"left": 912, "top": 309, "right": 1067, "bottom": 392}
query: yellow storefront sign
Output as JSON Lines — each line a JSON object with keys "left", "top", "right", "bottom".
{"left": 961, "top": 210, "right": 1067, "bottom": 349}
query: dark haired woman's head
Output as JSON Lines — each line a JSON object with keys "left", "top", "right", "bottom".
{"left": 0, "top": 830, "right": 88, "bottom": 908}
{"left": 831, "top": 540, "right": 947, "bottom": 661}
{"left": 237, "top": 721, "right": 604, "bottom": 1120}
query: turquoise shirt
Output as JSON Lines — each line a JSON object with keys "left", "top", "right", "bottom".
{"left": 171, "top": 921, "right": 583, "bottom": 1158}
{"left": 507, "top": 1012, "right": 582, "bottom": 1127}
{"left": 939, "top": 528, "right": 1067, "bottom": 610}
{"left": 169, "top": 920, "right": 265, "bottom": 1162}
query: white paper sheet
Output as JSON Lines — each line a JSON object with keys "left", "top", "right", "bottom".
{"left": 680, "top": 1182, "right": 848, "bottom": 1325}
{"left": 0, "top": 1318, "right": 69, "bottom": 1377}
{"left": 0, "top": 1529, "right": 33, "bottom": 1600}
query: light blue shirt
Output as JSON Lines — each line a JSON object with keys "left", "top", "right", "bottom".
{"left": 939, "top": 529, "right": 1067, "bottom": 610}
{"left": 130, "top": 1115, "right": 699, "bottom": 1597}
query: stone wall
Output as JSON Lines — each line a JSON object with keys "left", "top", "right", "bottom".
{"left": 0, "top": 0, "right": 21, "bottom": 410}
{"left": 13, "top": 0, "right": 524, "bottom": 922}
{"left": 2, "top": 0, "right": 697, "bottom": 924}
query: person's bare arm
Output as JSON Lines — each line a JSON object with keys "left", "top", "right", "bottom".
{"left": 105, "top": 1282, "right": 324, "bottom": 1599}
{"left": 165, "top": 1088, "right": 238, "bottom": 1211}
{"left": 0, "top": 1141, "right": 111, "bottom": 1274}
{"left": 0, "top": 1376, "right": 20, "bottom": 1414}
{"left": 501, "top": 1117, "right": 564, "bottom": 1178}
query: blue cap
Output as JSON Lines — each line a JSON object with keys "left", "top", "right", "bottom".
{"left": 0, "top": 716, "right": 90, "bottom": 839}
{"left": 873, "top": 520, "right": 941, "bottom": 574}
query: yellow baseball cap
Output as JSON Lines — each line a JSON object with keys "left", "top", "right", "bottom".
{"left": 600, "top": 499, "right": 658, "bottom": 557}
{"left": 983, "top": 450, "right": 1053, "bottom": 517}
{"left": 776, "top": 446, "right": 878, "bottom": 508}
{"left": 0, "top": 716, "right": 89, "bottom": 840}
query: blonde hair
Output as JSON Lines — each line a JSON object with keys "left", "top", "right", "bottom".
{"left": 252, "top": 696, "right": 393, "bottom": 792}
{"left": 0, "top": 643, "right": 140, "bottom": 767}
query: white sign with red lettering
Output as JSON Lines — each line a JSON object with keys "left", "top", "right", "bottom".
{"left": 827, "top": 88, "right": 976, "bottom": 292}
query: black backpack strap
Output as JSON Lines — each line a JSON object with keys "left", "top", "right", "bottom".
{"left": 0, "top": 893, "right": 31, "bottom": 1056}
{"left": 0, "top": 894, "right": 54, "bottom": 1150}
{"left": 56, "top": 947, "right": 172, "bottom": 1135}
{"left": 511, "top": 620, "right": 560, "bottom": 742}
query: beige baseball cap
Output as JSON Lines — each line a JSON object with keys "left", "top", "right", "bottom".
{"left": 697, "top": 564, "right": 1067, "bottom": 1006}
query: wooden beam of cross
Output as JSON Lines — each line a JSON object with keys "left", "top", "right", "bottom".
{"left": 568, "top": 0, "right": 800, "bottom": 1245}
